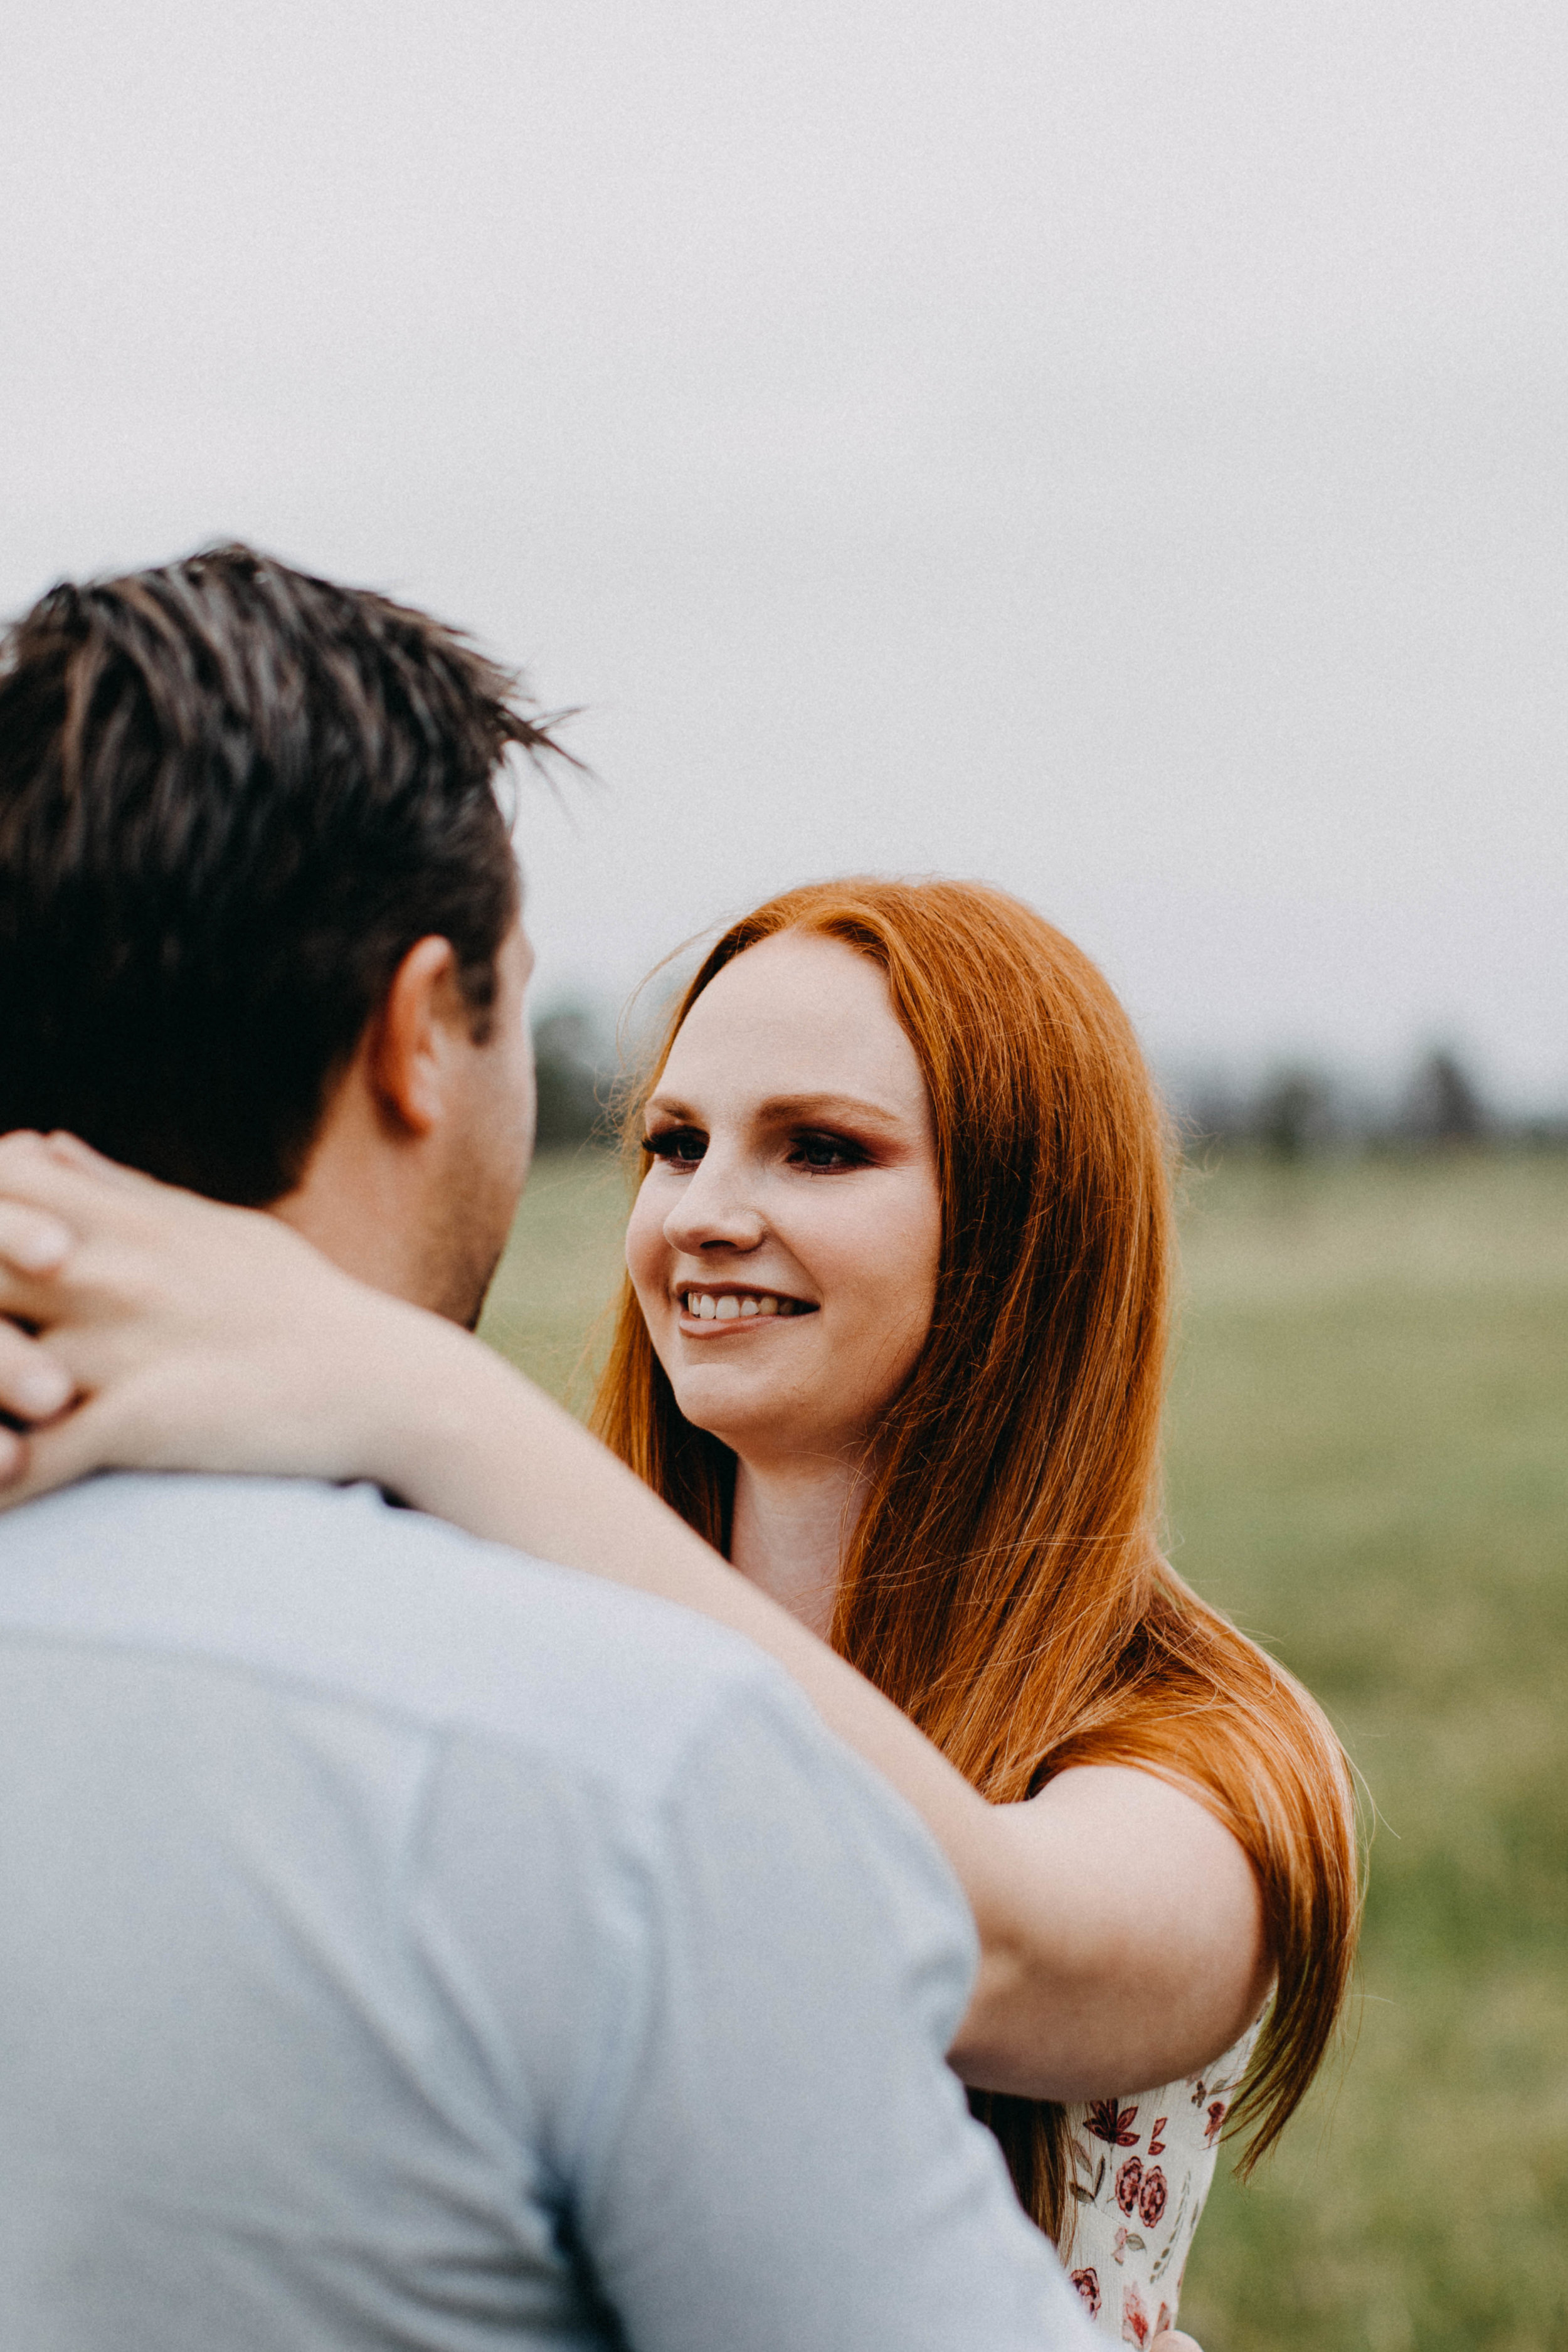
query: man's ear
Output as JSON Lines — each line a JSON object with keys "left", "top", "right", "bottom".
{"left": 366, "top": 936, "right": 467, "bottom": 1137}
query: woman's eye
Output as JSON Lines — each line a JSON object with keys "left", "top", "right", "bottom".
{"left": 789, "top": 1133, "right": 867, "bottom": 1172}
{"left": 641, "top": 1128, "right": 706, "bottom": 1168}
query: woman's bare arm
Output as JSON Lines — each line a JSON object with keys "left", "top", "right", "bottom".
{"left": 299, "top": 1326, "right": 1269, "bottom": 2095}
{"left": 0, "top": 1132, "right": 1268, "bottom": 2101}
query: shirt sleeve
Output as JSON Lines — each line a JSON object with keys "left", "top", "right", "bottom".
{"left": 572, "top": 1675, "right": 1098, "bottom": 2352}
{"left": 1057, "top": 2020, "right": 1265, "bottom": 2343}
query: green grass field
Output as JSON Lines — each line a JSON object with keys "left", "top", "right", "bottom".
{"left": 479, "top": 1147, "right": 1568, "bottom": 2352}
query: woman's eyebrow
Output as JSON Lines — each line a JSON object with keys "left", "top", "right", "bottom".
{"left": 755, "top": 1092, "right": 908, "bottom": 1131}
{"left": 645, "top": 1089, "right": 909, "bottom": 1131}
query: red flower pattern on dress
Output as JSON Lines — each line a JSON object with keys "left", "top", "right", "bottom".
{"left": 1086, "top": 2098, "right": 1140, "bottom": 2146}
{"left": 1059, "top": 2023, "right": 1264, "bottom": 2338}
{"left": 1071, "top": 2268, "right": 1102, "bottom": 2319}
{"left": 1114, "top": 2156, "right": 1143, "bottom": 2215}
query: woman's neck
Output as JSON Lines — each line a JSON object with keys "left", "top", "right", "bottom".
{"left": 728, "top": 1451, "right": 871, "bottom": 1641}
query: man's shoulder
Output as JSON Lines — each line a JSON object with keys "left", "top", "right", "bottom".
{"left": 0, "top": 1471, "right": 789, "bottom": 1799}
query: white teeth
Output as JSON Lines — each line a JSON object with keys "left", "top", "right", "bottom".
{"left": 684, "top": 1290, "right": 793, "bottom": 1320}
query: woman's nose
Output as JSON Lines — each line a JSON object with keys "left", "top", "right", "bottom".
{"left": 662, "top": 1153, "right": 766, "bottom": 1256}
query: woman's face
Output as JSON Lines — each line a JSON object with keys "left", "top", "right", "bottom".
{"left": 625, "top": 931, "right": 943, "bottom": 1471}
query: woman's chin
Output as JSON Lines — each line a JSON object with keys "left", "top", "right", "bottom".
{"left": 667, "top": 1370, "right": 803, "bottom": 1458}
{"left": 669, "top": 1390, "right": 871, "bottom": 1482}
{"left": 669, "top": 1389, "right": 776, "bottom": 1456}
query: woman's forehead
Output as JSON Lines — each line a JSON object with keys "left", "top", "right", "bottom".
{"left": 661, "top": 933, "right": 928, "bottom": 1115}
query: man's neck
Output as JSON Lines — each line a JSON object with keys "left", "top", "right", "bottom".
{"left": 728, "top": 1451, "right": 872, "bottom": 1642}
{"left": 269, "top": 1067, "right": 484, "bottom": 1324}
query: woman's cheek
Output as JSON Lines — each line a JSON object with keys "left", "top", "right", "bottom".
{"left": 623, "top": 1193, "right": 669, "bottom": 1330}
{"left": 872, "top": 1207, "right": 940, "bottom": 1402}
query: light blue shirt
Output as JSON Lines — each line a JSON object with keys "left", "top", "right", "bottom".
{"left": 0, "top": 1474, "right": 1093, "bottom": 2351}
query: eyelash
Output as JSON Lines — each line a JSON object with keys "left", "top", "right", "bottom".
{"left": 641, "top": 1128, "right": 705, "bottom": 1168}
{"left": 640, "top": 1129, "right": 871, "bottom": 1173}
{"left": 790, "top": 1133, "right": 870, "bottom": 1172}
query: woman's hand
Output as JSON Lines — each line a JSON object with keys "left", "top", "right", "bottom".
{"left": 0, "top": 1131, "right": 464, "bottom": 1500}
{"left": 0, "top": 1192, "right": 78, "bottom": 1463}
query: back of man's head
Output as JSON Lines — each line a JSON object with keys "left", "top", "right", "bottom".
{"left": 0, "top": 545, "right": 558, "bottom": 1205}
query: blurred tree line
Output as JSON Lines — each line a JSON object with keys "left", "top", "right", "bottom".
{"left": 1180, "top": 1046, "right": 1568, "bottom": 1160}
{"left": 531, "top": 1005, "right": 609, "bottom": 1148}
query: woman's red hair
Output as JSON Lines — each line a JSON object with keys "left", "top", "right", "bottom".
{"left": 592, "top": 876, "right": 1360, "bottom": 2240}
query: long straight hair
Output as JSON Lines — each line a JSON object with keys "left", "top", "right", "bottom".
{"left": 592, "top": 877, "right": 1360, "bottom": 2241}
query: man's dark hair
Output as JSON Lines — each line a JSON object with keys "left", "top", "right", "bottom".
{"left": 0, "top": 544, "right": 570, "bottom": 1205}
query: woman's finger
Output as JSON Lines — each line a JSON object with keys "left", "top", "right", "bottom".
{"left": 0, "top": 1131, "right": 120, "bottom": 1226}
{"left": 0, "top": 1134, "right": 186, "bottom": 1264}
{"left": 43, "top": 1131, "right": 163, "bottom": 1191}
{"left": 0, "top": 1127, "right": 148, "bottom": 1195}
{"left": 0, "top": 1391, "right": 129, "bottom": 1508}
{"left": 0, "top": 1319, "right": 76, "bottom": 1426}
{"left": 0, "top": 1201, "right": 73, "bottom": 1274}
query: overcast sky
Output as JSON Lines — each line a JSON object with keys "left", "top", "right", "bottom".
{"left": 4, "top": 1, "right": 1564, "bottom": 1103}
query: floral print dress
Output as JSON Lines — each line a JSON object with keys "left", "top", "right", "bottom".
{"left": 1056, "top": 2020, "right": 1261, "bottom": 2344}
